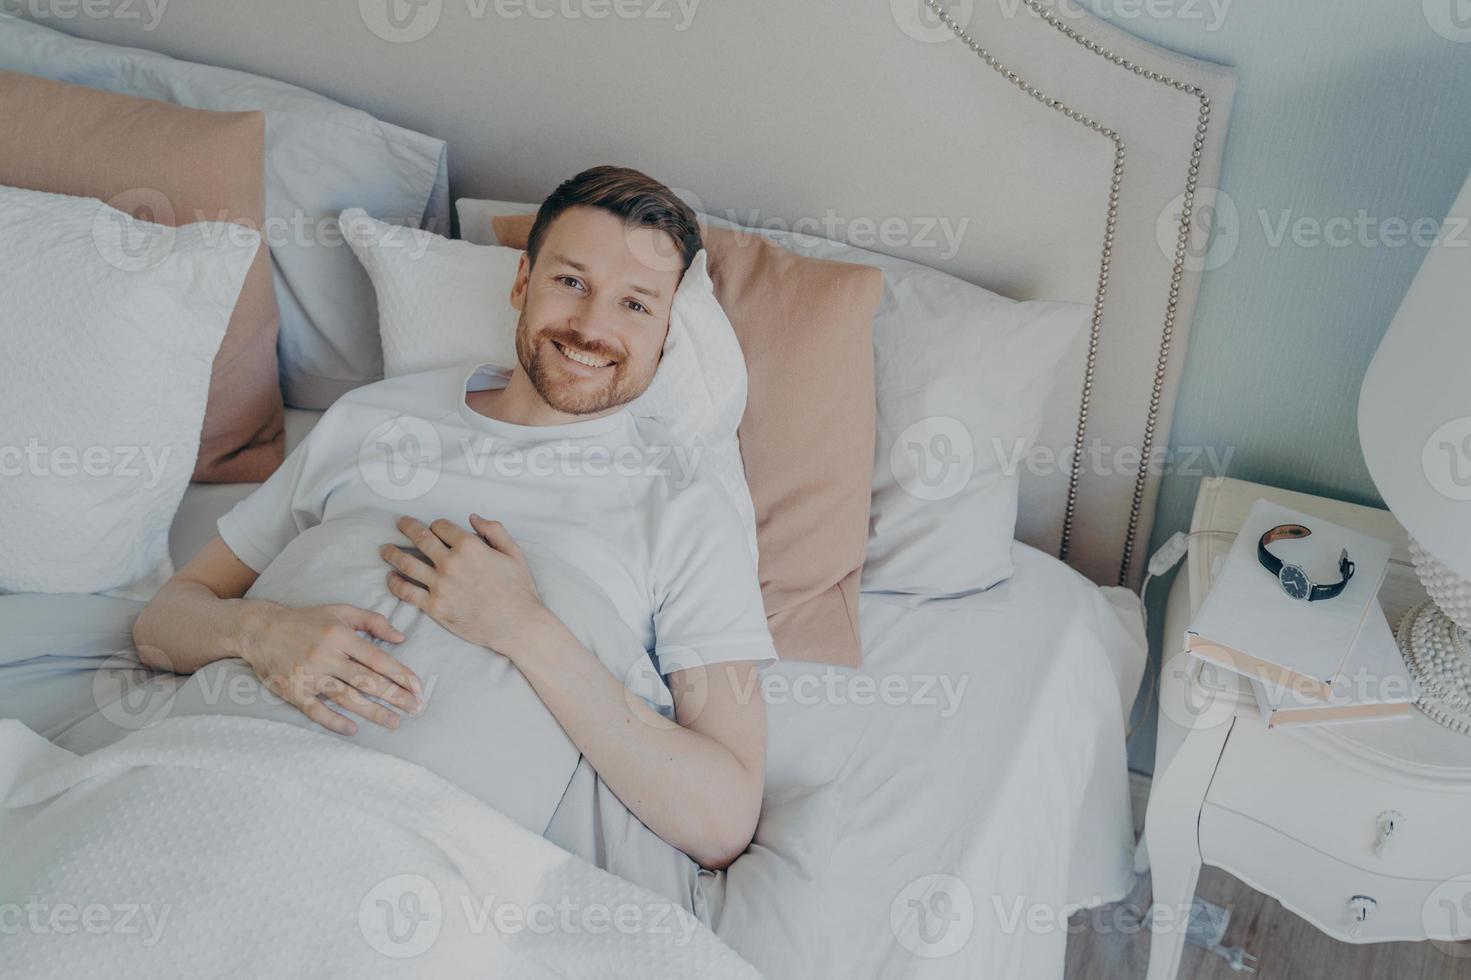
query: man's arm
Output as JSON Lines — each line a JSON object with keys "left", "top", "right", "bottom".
{"left": 382, "top": 515, "right": 764, "bottom": 870}
{"left": 134, "top": 537, "right": 268, "bottom": 675}
{"left": 501, "top": 617, "right": 764, "bottom": 870}
{"left": 134, "top": 536, "right": 424, "bottom": 735}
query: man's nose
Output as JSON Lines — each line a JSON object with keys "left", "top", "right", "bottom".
{"left": 565, "top": 313, "right": 618, "bottom": 350}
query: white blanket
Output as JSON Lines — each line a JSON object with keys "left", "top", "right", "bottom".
{"left": 0, "top": 541, "right": 1146, "bottom": 979}
{"left": 705, "top": 544, "right": 1148, "bottom": 979}
{"left": 0, "top": 714, "right": 759, "bottom": 978}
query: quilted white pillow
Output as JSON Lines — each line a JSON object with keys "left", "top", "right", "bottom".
{"left": 0, "top": 184, "right": 261, "bottom": 595}
{"left": 340, "top": 209, "right": 522, "bottom": 377}
{"left": 342, "top": 209, "right": 758, "bottom": 556}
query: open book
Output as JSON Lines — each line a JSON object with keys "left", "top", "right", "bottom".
{"left": 1186, "top": 498, "right": 1392, "bottom": 701}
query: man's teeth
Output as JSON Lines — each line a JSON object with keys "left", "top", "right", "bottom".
{"left": 554, "top": 341, "right": 613, "bottom": 369}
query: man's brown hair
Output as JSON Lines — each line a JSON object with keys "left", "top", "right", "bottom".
{"left": 526, "top": 165, "right": 703, "bottom": 274}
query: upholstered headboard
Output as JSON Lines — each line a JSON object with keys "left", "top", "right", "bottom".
{"left": 32, "top": 0, "right": 1235, "bottom": 588}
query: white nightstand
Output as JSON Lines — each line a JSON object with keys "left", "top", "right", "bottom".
{"left": 1143, "top": 477, "right": 1471, "bottom": 980}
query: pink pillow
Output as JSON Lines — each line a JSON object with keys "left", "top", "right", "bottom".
{"left": 492, "top": 214, "right": 880, "bottom": 667}
{"left": 0, "top": 71, "right": 284, "bottom": 483}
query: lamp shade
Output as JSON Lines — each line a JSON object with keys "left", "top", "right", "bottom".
{"left": 1358, "top": 169, "right": 1471, "bottom": 581}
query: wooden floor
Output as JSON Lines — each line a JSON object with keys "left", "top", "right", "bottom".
{"left": 1063, "top": 774, "right": 1471, "bottom": 980}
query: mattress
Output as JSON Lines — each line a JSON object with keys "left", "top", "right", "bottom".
{"left": 0, "top": 424, "right": 1146, "bottom": 979}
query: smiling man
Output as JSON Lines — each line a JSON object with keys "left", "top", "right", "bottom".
{"left": 132, "top": 166, "right": 775, "bottom": 871}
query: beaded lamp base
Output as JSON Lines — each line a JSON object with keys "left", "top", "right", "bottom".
{"left": 1399, "top": 599, "right": 1471, "bottom": 736}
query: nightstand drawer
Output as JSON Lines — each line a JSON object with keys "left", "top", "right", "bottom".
{"left": 1200, "top": 804, "right": 1471, "bottom": 944}
{"left": 1204, "top": 719, "right": 1471, "bottom": 880}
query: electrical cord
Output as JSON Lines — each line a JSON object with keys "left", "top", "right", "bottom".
{"left": 1125, "top": 529, "right": 1238, "bottom": 744}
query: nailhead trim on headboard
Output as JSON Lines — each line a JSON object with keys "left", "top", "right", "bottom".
{"left": 924, "top": 0, "right": 1213, "bottom": 585}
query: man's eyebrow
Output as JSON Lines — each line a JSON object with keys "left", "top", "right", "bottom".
{"left": 549, "top": 252, "right": 663, "bottom": 301}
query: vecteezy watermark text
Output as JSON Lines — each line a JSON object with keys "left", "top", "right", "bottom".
{"left": 0, "top": 898, "right": 171, "bottom": 947}
{"left": 666, "top": 186, "right": 972, "bottom": 262}
{"left": 1158, "top": 187, "right": 1471, "bottom": 272}
{"left": 94, "top": 651, "right": 452, "bottom": 733}
{"left": 1424, "top": 0, "right": 1471, "bottom": 43}
{"left": 1424, "top": 416, "right": 1471, "bottom": 502}
{"left": 739, "top": 667, "right": 970, "bottom": 717}
{"left": 358, "top": 0, "right": 701, "bottom": 44}
{"left": 0, "top": 440, "right": 171, "bottom": 489}
{"left": 0, "top": 0, "right": 169, "bottom": 31}
{"left": 459, "top": 436, "right": 703, "bottom": 488}
{"left": 997, "top": 0, "right": 1232, "bottom": 31}
{"left": 93, "top": 190, "right": 435, "bottom": 273}
{"left": 1258, "top": 208, "right": 1470, "bottom": 251}
{"left": 358, "top": 874, "right": 699, "bottom": 958}
{"left": 356, "top": 416, "right": 707, "bottom": 503}
{"left": 714, "top": 207, "right": 970, "bottom": 261}
{"left": 993, "top": 438, "right": 1237, "bottom": 481}
{"left": 892, "top": 0, "right": 1232, "bottom": 45}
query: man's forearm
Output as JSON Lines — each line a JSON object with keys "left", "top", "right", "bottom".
{"left": 133, "top": 580, "right": 273, "bottom": 675}
{"left": 501, "top": 612, "right": 763, "bottom": 870}
{"left": 377, "top": 514, "right": 765, "bottom": 866}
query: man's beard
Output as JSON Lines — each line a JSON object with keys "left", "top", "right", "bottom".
{"left": 514, "top": 315, "right": 649, "bottom": 417}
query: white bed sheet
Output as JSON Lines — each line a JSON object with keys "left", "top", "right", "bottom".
{"left": 711, "top": 544, "right": 1146, "bottom": 979}
{"left": 2, "top": 416, "right": 1146, "bottom": 979}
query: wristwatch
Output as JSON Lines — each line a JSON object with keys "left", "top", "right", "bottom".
{"left": 1257, "top": 523, "right": 1355, "bottom": 601}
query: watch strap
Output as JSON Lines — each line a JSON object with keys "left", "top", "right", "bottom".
{"left": 1257, "top": 523, "right": 1311, "bottom": 577}
{"left": 1308, "top": 549, "right": 1356, "bottom": 600}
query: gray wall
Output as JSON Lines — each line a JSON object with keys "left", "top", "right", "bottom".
{"left": 1095, "top": 0, "right": 1471, "bottom": 773}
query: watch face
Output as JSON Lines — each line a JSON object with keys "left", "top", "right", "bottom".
{"left": 1279, "top": 564, "right": 1311, "bottom": 600}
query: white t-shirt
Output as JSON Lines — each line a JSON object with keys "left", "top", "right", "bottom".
{"left": 218, "top": 362, "right": 777, "bottom": 676}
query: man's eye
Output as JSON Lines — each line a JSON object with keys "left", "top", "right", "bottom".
{"left": 556, "top": 275, "right": 584, "bottom": 290}
{"left": 626, "top": 300, "right": 650, "bottom": 315}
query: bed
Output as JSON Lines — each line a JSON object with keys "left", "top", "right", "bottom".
{"left": 0, "top": 1, "right": 1235, "bottom": 976}
{"left": 1, "top": 432, "right": 1148, "bottom": 977}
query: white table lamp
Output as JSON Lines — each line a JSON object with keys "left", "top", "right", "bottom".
{"left": 1358, "top": 167, "right": 1471, "bottom": 733}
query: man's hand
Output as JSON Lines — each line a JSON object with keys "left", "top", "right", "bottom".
{"left": 381, "top": 515, "right": 549, "bottom": 656}
{"left": 240, "top": 603, "right": 423, "bottom": 736}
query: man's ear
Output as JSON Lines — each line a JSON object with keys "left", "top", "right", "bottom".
{"left": 509, "top": 252, "right": 530, "bottom": 311}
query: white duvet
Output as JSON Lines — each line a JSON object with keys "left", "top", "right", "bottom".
{"left": 0, "top": 713, "right": 757, "bottom": 978}
{"left": 0, "top": 540, "right": 1146, "bottom": 979}
{"left": 712, "top": 545, "right": 1149, "bottom": 980}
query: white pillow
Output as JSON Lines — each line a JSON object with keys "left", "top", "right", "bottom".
{"left": 456, "top": 198, "right": 1085, "bottom": 598}
{"left": 342, "top": 209, "right": 759, "bottom": 558}
{"left": 0, "top": 12, "right": 450, "bottom": 409}
{"left": 726, "top": 224, "right": 1085, "bottom": 598}
{"left": 0, "top": 185, "right": 261, "bottom": 595}
{"left": 866, "top": 284, "right": 1083, "bottom": 597}
{"left": 339, "top": 209, "right": 522, "bottom": 378}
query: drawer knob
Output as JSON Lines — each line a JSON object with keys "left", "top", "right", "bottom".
{"left": 1348, "top": 895, "right": 1377, "bottom": 938}
{"left": 1373, "top": 810, "right": 1403, "bottom": 857}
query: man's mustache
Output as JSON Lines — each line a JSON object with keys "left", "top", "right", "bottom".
{"left": 537, "top": 328, "right": 624, "bottom": 365}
